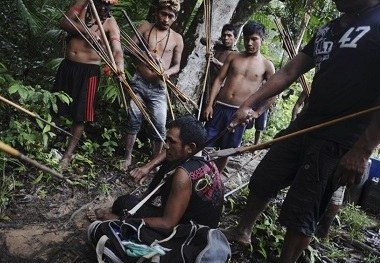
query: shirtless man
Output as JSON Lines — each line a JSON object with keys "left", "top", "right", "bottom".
{"left": 208, "top": 24, "right": 239, "bottom": 83}
{"left": 122, "top": 0, "right": 184, "bottom": 171}
{"left": 203, "top": 21, "right": 275, "bottom": 172}
{"left": 54, "top": 0, "right": 124, "bottom": 169}
{"left": 199, "top": 24, "right": 238, "bottom": 117}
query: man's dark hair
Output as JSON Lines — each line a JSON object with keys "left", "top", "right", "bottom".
{"left": 167, "top": 115, "right": 207, "bottom": 147}
{"left": 222, "top": 24, "right": 238, "bottom": 38}
{"left": 243, "top": 21, "right": 265, "bottom": 40}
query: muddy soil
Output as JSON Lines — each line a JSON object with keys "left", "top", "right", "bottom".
{"left": 0, "top": 150, "right": 379, "bottom": 263}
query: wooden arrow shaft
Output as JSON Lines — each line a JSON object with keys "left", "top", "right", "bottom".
{"left": 0, "top": 141, "right": 73, "bottom": 185}
{"left": 211, "top": 105, "right": 380, "bottom": 159}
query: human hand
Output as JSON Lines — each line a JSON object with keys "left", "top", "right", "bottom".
{"left": 161, "top": 71, "right": 170, "bottom": 81}
{"left": 203, "top": 105, "right": 214, "bottom": 121}
{"left": 229, "top": 106, "right": 258, "bottom": 130}
{"left": 332, "top": 148, "right": 369, "bottom": 187}
{"left": 129, "top": 165, "right": 151, "bottom": 184}
{"left": 116, "top": 67, "right": 125, "bottom": 79}
{"left": 103, "top": 65, "right": 112, "bottom": 76}
{"left": 205, "top": 51, "right": 214, "bottom": 61}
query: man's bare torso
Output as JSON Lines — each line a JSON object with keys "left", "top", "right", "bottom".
{"left": 136, "top": 22, "right": 181, "bottom": 83}
{"left": 65, "top": 17, "right": 116, "bottom": 65}
{"left": 217, "top": 52, "right": 270, "bottom": 106}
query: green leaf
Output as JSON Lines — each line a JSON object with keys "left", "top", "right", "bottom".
{"left": 52, "top": 103, "right": 58, "bottom": 113}
{"left": 18, "top": 87, "right": 28, "bottom": 100}
{"left": 42, "top": 125, "right": 51, "bottom": 134}
{"left": 8, "top": 84, "right": 21, "bottom": 94}
{"left": 36, "top": 119, "right": 44, "bottom": 129}
{"left": 33, "top": 172, "right": 44, "bottom": 184}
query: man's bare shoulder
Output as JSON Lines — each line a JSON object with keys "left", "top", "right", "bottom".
{"left": 170, "top": 29, "right": 183, "bottom": 43}
{"left": 104, "top": 16, "right": 120, "bottom": 31}
{"left": 262, "top": 56, "right": 275, "bottom": 68}
{"left": 228, "top": 51, "right": 248, "bottom": 61}
{"left": 72, "top": 0, "right": 88, "bottom": 7}
{"left": 171, "top": 167, "right": 191, "bottom": 189}
{"left": 138, "top": 21, "right": 154, "bottom": 33}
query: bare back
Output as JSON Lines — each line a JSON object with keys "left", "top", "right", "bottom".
{"left": 217, "top": 52, "right": 275, "bottom": 106}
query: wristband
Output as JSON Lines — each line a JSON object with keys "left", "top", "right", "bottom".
{"left": 70, "top": 6, "right": 82, "bottom": 14}
{"left": 111, "top": 36, "right": 120, "bottom": 42}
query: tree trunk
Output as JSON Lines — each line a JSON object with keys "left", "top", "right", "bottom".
{"left": 231, "top": 0, "right": 270, "bottom": 25}
{"left": 176, "top": 0, "right": 242, "bottom": 98}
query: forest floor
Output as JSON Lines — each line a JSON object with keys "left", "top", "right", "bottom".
{"left": 0, "top": 147, "right": 379, "bottom": 263}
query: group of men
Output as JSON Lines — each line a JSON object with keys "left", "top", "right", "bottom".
{"left": 54, "top": 0, "right": 380, "bottom": 262}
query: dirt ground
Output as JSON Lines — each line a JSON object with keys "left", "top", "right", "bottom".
{"left": 0, "top": 150, "right": 379, "bottom": 263}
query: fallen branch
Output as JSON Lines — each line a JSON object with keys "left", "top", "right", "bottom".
{"left": 340, "top": 233, "right": 380, "bottom": 257}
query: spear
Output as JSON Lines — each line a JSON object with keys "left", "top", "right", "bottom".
{"left": 0, "top": 141, "right": 74, "bottom": 185}
{"left": 210, "top": 105, "right": 380, "bottom": 159}
{"left": 0, "top": 94, "right": 73, "bottom": 138}
{"left": 274, "top": 18, "right": 310, "bottom": 97}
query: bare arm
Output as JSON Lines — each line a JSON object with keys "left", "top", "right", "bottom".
{"left": 203, "top": 53, "right": 234, "bottom": 120}
{"left": 130, "top": 150, "right": 167, "bottom": 183}
{"left": 211, "top": 57, "right": 224, "bottom": 70}
{"left": 60, "top": 0, "right": 89, "bottom": 34}
{"left": 254, "top": 59, "right": 276, "bottom": 116}
{"left": 334, "top": 108, "right": 380, "bottom": 186}
{"left": 230, "top": 52, "right": 314, "bottom": 127}
{"left": 143, "top": 168, "right": 191, "bottom": 229}
{"left": 108, "top": 17, "right": 124, "bottom": 73}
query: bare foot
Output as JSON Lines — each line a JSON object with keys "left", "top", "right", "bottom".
{"left": 120, "top": 158, "right": 132, "bottom": 172}
{"left": 86, "top": 208, "right": 118, "bottom": 222}
{"left": 222, "top": 227, "right": 251, "bottom": 246}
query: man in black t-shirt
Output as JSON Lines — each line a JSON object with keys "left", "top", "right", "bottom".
{"left": 223, "top": 0, "right": 380, "bottom": 262}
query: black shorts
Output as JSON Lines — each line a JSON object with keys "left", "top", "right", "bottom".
{"left": 52, "top": 59, "right": 100, "bottom": 122}
{"left": 249, "top": 126, "right": 347, "bottom": 236}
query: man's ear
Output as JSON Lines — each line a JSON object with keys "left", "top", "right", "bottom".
{"left": 185, "top": 142, "right": 197, "bottom": 154}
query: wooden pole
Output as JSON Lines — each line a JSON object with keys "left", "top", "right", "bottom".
{"left": 88, "top": 0, "right": 128, "bottom": 110}
{"left": 0, "top": 141, "right": 74, "bottom": 185}
{"left": 211, "top": 105, "right": 380, "bottom": 158}
{"left": 0, "top": 95, "right": 73, "bottom": 138}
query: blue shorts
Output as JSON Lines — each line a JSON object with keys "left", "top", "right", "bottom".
{"left": 126, "top": 73, "right": 167, "bottom": 140}
{"left": 205, "top": 102, "right": 246, "bottom": 149}
{"left": 249, "top": 124, "right": 347, "bottom": 236}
